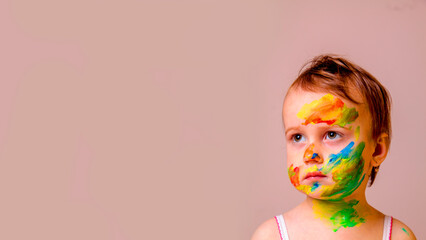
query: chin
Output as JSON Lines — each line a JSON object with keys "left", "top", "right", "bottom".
{"left": 306, "top": 192, "right": 324, "bottom": 199}
{"left": 296, "top": 185, "right": 325, "bottom": 199}
{"left": 304, "top": 192, "right": 342, "bottom": 201}
{"left": 297, "top": 184, "right": 347, "bottom": 200}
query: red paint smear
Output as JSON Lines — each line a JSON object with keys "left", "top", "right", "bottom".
{"left": 290, "top": 165, "right": 300, "bottom": 187}
{"left": 303, "top": 119, "right": 336, "bottom": 125}
{"left": 301, "top": 98, "right": 344, "bottom": 126}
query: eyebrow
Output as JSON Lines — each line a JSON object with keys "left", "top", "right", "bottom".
{"left": 285, "top": 126, "right": 301, "bottom": 135}
{"left": 284, "top": 124, "right": 352, "bottom": 135}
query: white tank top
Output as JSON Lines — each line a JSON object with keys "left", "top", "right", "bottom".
{"left": 274, "top": 215, "right": 393, "bottom": 240}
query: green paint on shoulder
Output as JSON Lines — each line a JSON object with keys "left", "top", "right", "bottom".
{"left": 402, "top": 228, "right": 409, "bottom": 236}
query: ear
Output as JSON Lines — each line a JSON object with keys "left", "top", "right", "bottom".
{"left": 371, "top": 133, "right": 390, "bottom": 167}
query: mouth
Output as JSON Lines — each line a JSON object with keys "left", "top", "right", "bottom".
{"left": 303, "top": 171, "right": 326, "bottom": 180}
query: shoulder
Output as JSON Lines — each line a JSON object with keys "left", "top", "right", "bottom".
{"left": 391, "top": 217, "right": 417, "bottom": 240}
{"left": 251, "top": 217, "right": 281, "bottom": 240}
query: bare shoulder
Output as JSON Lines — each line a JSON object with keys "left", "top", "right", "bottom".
{"left": 391, "top": 217, "right": 417, "bottom": 240}
{"left": 251, "top": 217, "right": 281, "bottom": 240}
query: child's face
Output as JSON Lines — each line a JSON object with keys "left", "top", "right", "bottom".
{"left": 283, "top": 88, "right": 377, "bottom": 201}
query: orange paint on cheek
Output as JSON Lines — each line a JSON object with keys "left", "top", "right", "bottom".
{"left": 288, "top": 164, "right": 300, "bottom": 187}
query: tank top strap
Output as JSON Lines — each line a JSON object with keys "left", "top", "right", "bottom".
{"left": 382, "top": 215, "right": 393, "bottom": 240}
{"left": 274, "top": 215, "right": 290, "bottom": 240}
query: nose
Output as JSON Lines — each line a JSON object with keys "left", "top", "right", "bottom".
{"left": 303, "top": 144, "right": 323, "bottom": 164}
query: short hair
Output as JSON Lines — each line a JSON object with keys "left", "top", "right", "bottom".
{"left": 287, "top": 54, "right": 391, "bottom": 186}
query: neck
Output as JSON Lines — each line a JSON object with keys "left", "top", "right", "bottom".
{"left": 304, "top": 194, "right": 372, "bottom": 232}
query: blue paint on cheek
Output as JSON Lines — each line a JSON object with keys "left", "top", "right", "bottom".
{"left": 311, "top": 153, "right": 318, "bottom": 159}
{"left": 320, "top": 141, "right": 355, "bottom": 173}
{"left": 330, "top": 141, "right": 354, "bottom": 160}
{"left": 312, "top": 182, "right": 320, "bottom": 191}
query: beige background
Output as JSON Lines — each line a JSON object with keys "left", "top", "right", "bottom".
{"left": 1, "top": 0, "right": 425, "bottom": 239}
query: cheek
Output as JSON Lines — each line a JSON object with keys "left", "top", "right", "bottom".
{"left": 330, "top": 156, "right": 364, "bottom": 182}
{"left": 322, "top": 142, "right": 364, "bottom": 174}
{"left": 288, "top": 164, "right": 300, "bottom": 187}
{"left": 288, "top": 164, "right": 316, "bottom": 195}
{"left": 320, "top": 142, "right": 366, "bottom": 199}
{"left": 286, "top": 145, "right": 305, "bottom": 164}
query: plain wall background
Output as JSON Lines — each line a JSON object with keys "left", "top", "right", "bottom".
{"left": 1, "top": 0, "right": 425, "bottom": 239}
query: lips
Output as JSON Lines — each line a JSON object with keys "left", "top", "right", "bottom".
{"left": 304, "top": 171, "right": 326, "bottom": 180}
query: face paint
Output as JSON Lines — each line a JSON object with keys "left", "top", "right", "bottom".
{"left": 312, "top": 199, "right": 365, "bottom": 232}
{"left": 288, "top": 164, "right": 321, "bottom": 194}
{"left": 291, "top": 94, "right": 365, "bottom": 200}
{"left": 287, "top": 94, "right": 368, "bottom": 231}
{"left": 304, "top": 144, "right": 318, "bottom": 160}
{"left": 289, "top": 141, "right": 366, "bottom": 200}
{"left": 312, "top": 182, "right": 320, "bottom": 191}
{"left": 288, "top": 164, "right": 300, "bottom": 187}
{"left": 355, "top": 126, "right": 360, "bottom": 141}
{"left": 310, "top": 141, "right": 366, "bottom": 230}
{"left": 321, "top": 141, "right": 366, "bottom": 200}
{"left": 308, "top": 141, "right": 366, "bottom": 231}
{"left": 297, "top": 94, "right": 358, "bottom": 127}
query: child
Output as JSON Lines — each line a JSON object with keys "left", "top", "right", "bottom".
{"left": 251, "top": 55, "right": 417, "bottom": 240}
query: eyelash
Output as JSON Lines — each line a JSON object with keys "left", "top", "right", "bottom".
{"left": 290, "top": 134, "right": 305, "bottom": 143}
{"left": 324, "top": 131, "right": 343, "bottom": 141}
{"left": 289, "top": 131, "right": 343, "bottom": 143}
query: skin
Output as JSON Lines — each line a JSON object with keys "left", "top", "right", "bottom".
{"left": 251, "top": 88, "right": 417, "bottom": 240}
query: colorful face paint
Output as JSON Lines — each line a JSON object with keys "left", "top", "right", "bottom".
{"left": 304, "top": 144, "right": 318, "bottom": 160}
{"left": 321, "top": 141, "right": 366, "bottom": 200}
{"left": 291, "top": 94, "right": 365, "bottom": 200}
{"left": 289, "top": 141, "right": 366, "bottom": 200}
{"left": 287, "top": 94, "right": 368, "bottom": 231}
{"left": 288, "top": 164, "right": 321, "bottom": 194}
{"left": 312, "top": 182, "right": 320, "bottom": 191}
{"left": 312, "top": 199, "right": 365, "bottom": 232}
{"left": 313, "top": 141, "right": 366, "bottom": 230}
{"left": 288, "top": 164, "right": 300, "bottom": 187}
{"left": 297, "top": 94, "right": 358, "bottom": 127}
{"left": 289, "top": 164, "right": 309, "bottom": 194}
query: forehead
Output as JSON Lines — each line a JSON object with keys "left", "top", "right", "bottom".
{"left": 283, "top": 89, "right": 370, "bottom": 127}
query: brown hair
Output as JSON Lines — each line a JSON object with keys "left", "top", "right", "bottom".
{"left": 288, "top": 54, "right": 391, "bottom": 186}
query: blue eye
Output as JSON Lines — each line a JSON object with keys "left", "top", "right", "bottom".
{"left": 292, "top": 134, "right": 306, "bottom": 143}
{"left": 325, "top": 131, "right": 342, "bottom": 140}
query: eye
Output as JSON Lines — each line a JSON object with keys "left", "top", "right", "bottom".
{"left": 292, "top": 134, "right": 306, "bottom": 143}
{"left": 325, "top": 131, "right": 342, "bottom": 140}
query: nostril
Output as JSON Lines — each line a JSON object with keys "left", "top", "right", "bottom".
{"left": 303, "top": 144, "right": 322, "bottom": 162}
{"left": 307, "top": 153, "right": 322, "bottom": 163}
{"left": 315, "top": 155, "right": 323, "bottom": 163}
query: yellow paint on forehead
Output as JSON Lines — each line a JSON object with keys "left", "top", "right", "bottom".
{"left": 297, "top": 94, "right": 359, "bottom": 127}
